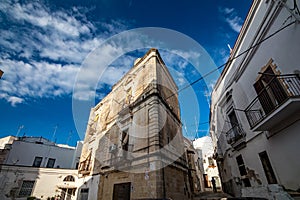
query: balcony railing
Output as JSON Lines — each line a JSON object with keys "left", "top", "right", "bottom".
{"left": 225, "top": 124, "right": 246, "bottom": 145}
{"left": 245, "top": 74, "right": 300, "bottom": 128}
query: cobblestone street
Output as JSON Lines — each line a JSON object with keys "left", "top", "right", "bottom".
{"left": 193, "top": 189, "right": 232, "bottom": 200}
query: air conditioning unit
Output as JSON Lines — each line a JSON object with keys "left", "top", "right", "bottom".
{"left": 109, "top": 144, "right": 117, "bottom": 153}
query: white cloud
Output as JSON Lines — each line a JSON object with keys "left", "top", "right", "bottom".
{"left": 0, "top": 59, "right": 79, "bottom": 103}
{"left": 8, "top": 96, "right": 24, "bottom": 107}
{"left": 226, "top": 16, "right": 243, "bottom": 33}
{"left": 224, "top": 8, "right": 234, "bottom": 14}
{"left": 220, "top": 7, "right": 244, "bottom": 33}
{"left": 0, "top": 93, "right": 24, "bottom": 107}
{"left": 0, "top": 0, "right": 110, "bottom": 64}
{"left": 0, "top": 0, "right": 132, "bottom": 105}
{"left": 218, "top": 48, "right": 230, "bottom": 64}
{"left": 159, "top": 51, "right": 191, "bottom": 87}
{"left": 0, "top": 0, "right": 210, "bottom": 106}
{"left": 4, "top": 1, "right": 94, "bottom": 37}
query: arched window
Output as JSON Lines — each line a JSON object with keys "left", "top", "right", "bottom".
{"left": 63, "top": 175, "right": 75, "bottom": 182}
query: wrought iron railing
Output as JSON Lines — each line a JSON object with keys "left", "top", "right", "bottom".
{"left": 225, "top": 124, "right": 246, "bottom": 145}
{"left": 245, "top": 74, "right": 300, "bottom": 128}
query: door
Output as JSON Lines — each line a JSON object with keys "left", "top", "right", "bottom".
{"left": 80, "top": 188, "right": 89, "bottom": 200}
{"left": 254, "top": 66, "right": 287, "bottom": 114}
{"left": 259, "top": 151, "right": 277, "bottom": 184}
{"left": 113, "top": 182, "right": 131, "bottom": 200}
{"left": 228, "top": 110, "right": 239, "bottom": 138}
{"left": 203, "top": 174, "right": 210, "bottom": 188}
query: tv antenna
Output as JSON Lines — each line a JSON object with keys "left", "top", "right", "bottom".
{"left": 16, "top": 125, "right": 24, "bottom": 137}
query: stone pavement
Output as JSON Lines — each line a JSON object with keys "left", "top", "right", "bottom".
{"left": 193, "top": 189, "right": 232, "bottom": 200}
{"left": 193, "top": 189, "right": 300, "bottom": 200}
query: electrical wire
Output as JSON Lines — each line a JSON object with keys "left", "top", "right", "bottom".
{"left": 172, "top": 19, "right": 297, "bottom": 140}
{"left": 183, "top": 121, "right": 209, "bottom": 128}
{"left": 165, "top": 20, "right": 297, "bottom": 101}
{"left": 92, "top": 19, "right": 297, "bottom": 141}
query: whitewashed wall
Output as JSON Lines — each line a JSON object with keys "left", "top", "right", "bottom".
{"left": 5, "top": 138, "right": 75, "bottom": 168}
{"left": 0, "top": 166, "right": 81, "bottom": 200}
{"left": 210, "top": 0, "right": 300, "bottom": 196}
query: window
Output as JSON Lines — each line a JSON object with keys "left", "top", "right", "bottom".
{"left": 121, "top": 131, "right": 129, "bottom": 159}
{"left": 81, "top": 188, "right": 89, "bottom": 193}
{"left": 226, "top": 109, "right": 245, "bottom": 145}
{"left": 63, "top": 175, "right": 75, "bottom": 182}
{"left": 242, "top": 178, "right": 251, "bottom": 187}
{"left": 79, "top": 151, "right": 91, "bottom": 172}
{"left": 208, "top": 157, "right": 215, "bottom": 167}
{"left": 236, "top": 155, "right": 251, "bottom": 187}
{"left": 121, "top": 131, "right": 129, "bottom": 151}
{"left": 46, "top": 158, "right": 56, "bottom": 168}
{"left": 19, "top": 180, "right": 35, "bottom": 197}
{"left": 125, "top": 88, "right": 132, "bottom": 104}
{"left": 228, "top": 110, "right": 239, "bottom": 128}
{"left": 236, "top": 155, "right": 247, "bottom": 176}
{"left": 32, "top": 156, "right": 43, "bottom": 167}
{"left": 60, "top": 188, "right": 75, "bottom": 199}
{"left": 80, "top": 188, "right": 89, "bottom": 200}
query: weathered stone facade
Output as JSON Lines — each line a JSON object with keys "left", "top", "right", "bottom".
{"left": 79, "top": 48, "right": 191, "bottom": 200}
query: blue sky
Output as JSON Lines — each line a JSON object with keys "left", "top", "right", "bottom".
{"left": 0, "top": 0, "right": 252, "bottom": 146}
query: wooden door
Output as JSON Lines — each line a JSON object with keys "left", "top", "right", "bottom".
{"left": 113, "top": 182, "right": 131, "bottom": 200}
{"left": 259, "top": 151, "right": 277, "bottom": 184}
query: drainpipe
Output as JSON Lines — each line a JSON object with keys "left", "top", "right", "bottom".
{"left": 162, "top": 166, "right": 166, "bottom": 199}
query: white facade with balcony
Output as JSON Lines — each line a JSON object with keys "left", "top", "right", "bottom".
{"left": 210, "top": 0, "right": 300, "bottom": 198}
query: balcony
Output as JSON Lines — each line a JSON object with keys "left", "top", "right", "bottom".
{"left": 225, "top": 124, "right": 246, "bottom": 150}
{"left": 245, "top": 74, "right": 300, "bottom": 132}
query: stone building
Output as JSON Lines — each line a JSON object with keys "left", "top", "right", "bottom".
{"left": 79, "top": 48, "right": 192, "bottom": 200}
{"left": 209, "top": 0, "right": 300, "bottom": 199}
{"left": 183, "top": 137, "right": 204, "bottom": 195}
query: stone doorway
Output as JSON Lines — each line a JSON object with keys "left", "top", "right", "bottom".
{"left": 113, "top": 182, "right": 131, "bottom": 200}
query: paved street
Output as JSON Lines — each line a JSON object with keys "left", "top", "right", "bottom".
{"left": 193, "top": 189, "right": 232, "bottom": 200}
{"left": 193, "top": 190, "right": 300, "bottom": 200}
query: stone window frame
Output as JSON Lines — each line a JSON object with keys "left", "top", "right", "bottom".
{"left": 18, "top": 180, "right": 35, "bottom": 197}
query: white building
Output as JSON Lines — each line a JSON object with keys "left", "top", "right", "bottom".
{"left": 1, "top": 136, "right": 76, "bottom": 168}
{"left": 71, "top": 141, "right": 84, "bottom": 170}
{"left": 210, "top": 0, "right": 300, "bottom": 199}
{"left": 0, "top": 136, "right": 93, "bottom": 200}
{"left": 193, "top": 136, "right": 221, "bottom": 190}
{"left": 0, "top": 165, "right": 80, "bottom": 200}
